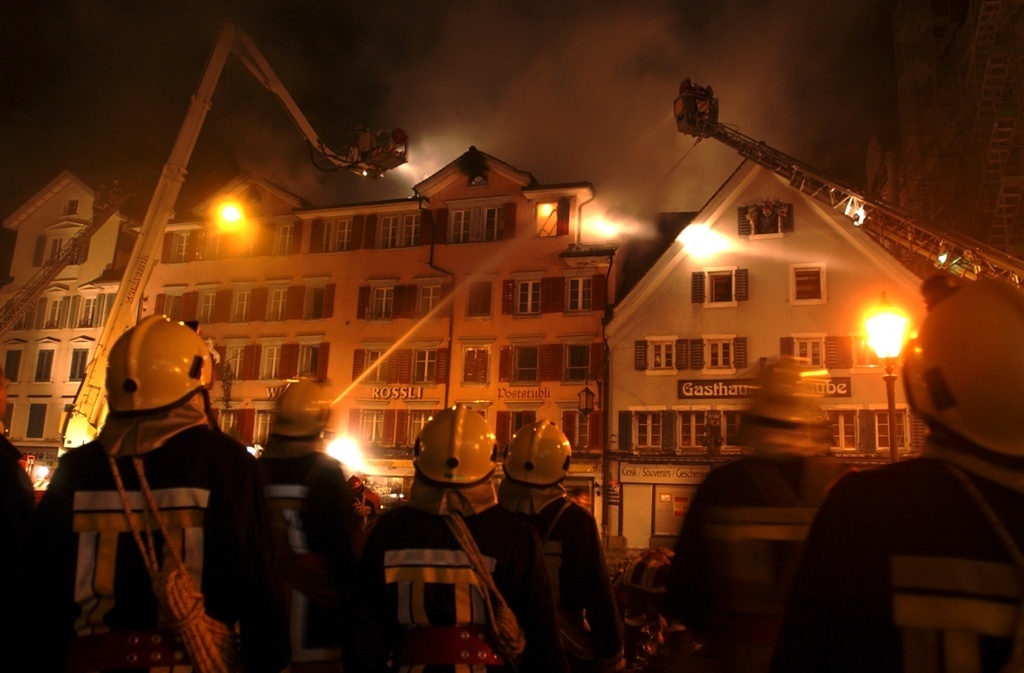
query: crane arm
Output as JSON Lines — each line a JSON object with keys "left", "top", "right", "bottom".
{"left": 673, "top": 85, "right": 1024, "bottom": 287}
{"left": 63, "top": 22, "right": 407, "bottom": 448}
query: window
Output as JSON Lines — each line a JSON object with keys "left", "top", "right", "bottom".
{"left": 298, "top": 345, "right": 319, "bottom": 377}
{"left": 35, "top": 349, "right": 54, "bottom": 382}
{"left": 219, "top": 410, "right": 238, "bottom": 438}
{"left": 512, "top": 346, "right": 539, "bottom": 383}
{"left": 364, "top": 350, "right": 387, "bottom": 384}
{"left": 408, "top": 410, "right": 432, "bottom": 443}
{"left": 467, "top": 281, "right": 492, "bottom": 317}
{"left": 741, "top": 199, "right": 791, "bottom": 235}
{"left": 69, "top": 348, "right": 89, "bottom": 381}
{"left": 260, "top": 345, "right": 281, "bottom": 380}
{"left": 267, "top": 288, "right": 287, "bottom": 321}
{"left": 828, "top": 410, "right": 857, "bottom": 449}
{"left": 792, "top": 265, "right": 825, "bottom": 302}
{"left": 272, "top": 223, "right": 294, "bottom": 255}
{"left": 232, "top": 290, "right": 251, "bottom": 323}
{"left": 483, "top": 207, "right": 504, "bottom": 241}
{"left": 198, "top": 292, "right": 216, "bottom": 324}
{"left": 794, "top": 336, "right": 825, "bottom": 367}
{"left": 306, "top": 287, "right": 326, "bottom": 320}
{"left": 565, "top": 345, "right": 590, "bottom": 382}
{"left": 379, "top": 215, "right": 399, "bottom": 249}
{"left": 254, "top": 411, "right": 273, "bottom": 445}
{"left": 516, "top": 280, "right": 540, "bottom": 316}
{"left": 567, "top": 277, "right": 592, "bottom": 312}
{"left": 64, "top": 199, "right": 79, "bottom": 215}
{"left": 48, "top": 238, "right": 64, "bottom": 263}
{"left": 463, "top": 347, "right": 489, "bottom": 384}
{"left": 572, "top": 411, "right": 591, "bottom": 451}
{"left": 169, "top": 232, "right": 191, "bottom": 263}
{"left": 224, "top": 346, "right": 244, "bottom": 379}
{"left": 650, "top": 340, "right": 675, "bottom": 370}
{"left": 163, "top": 295, "right": 182, "bottom": 321}
{"left": 451, "top": 209, "right": 471, "bottom": 243}
{"left": 693, "top": 268, "right": 747, "bottom": 306}
{"left": 536, "top": 202, "right": 558, "bottom": 237}
{"left": 4, "top": 350, "right": 22, "bottom": 382}
{"left": 637, "top": 412, "right": 662, "bottom": 450}
{"left": 853, "top": 336, "right": 881, "bottom": 367}
{"left": 401, "top": 213, "right": 421, "bottom": 247}
{"left": 876, "top": 409, "right": 907, "bottom": 452}
{"left": 417, "top": 285, "right": 441, "bottom": 317}
{"left": 369, "top": 287, "right": 394, "bottom": 320}
{"left": 708, "top": 271, "right": 734, "bottom": 303}
{"left": 706, "top": 338, "right": 733, "bottom": 370}
{"left": 323, "top": 218, "right": 353, "bottom": 252}
{"left": 46, "top": 299, "right": 61, "bottom": 329}
{"left": 678, "top": 411, "right": 707, "bottom": 449}
{"left": 361, "top": 409, "right": 385, "bottom": 443}
{"left": 413, "top": 350, "right": 436, "bottom": 384}
{"left": 27, "top": 403, "right": 46, "bottom": 439}
{"left": 722, "top": 410, "right": 743, "bottom": 448}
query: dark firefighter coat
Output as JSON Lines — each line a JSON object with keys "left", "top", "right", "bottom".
{"left": 666, "top": 455, "right": 849, "bottom": 673}
{"left": 30, "top": 425, "right": 290, "bottom": 673}
{"left": 522, "top": 496, "right": 625, "bottom": 672}
{"left": 0, "top": 436, "right": 35, "bottom": 671}
{"left": 350, "top": 501, "right": 569, "bottom": 673}
{"left": 258, "top": 439, "right": 362, "bottom": 672}
{"left": 770, "top": 455, "right": 1024, "bottom": 673}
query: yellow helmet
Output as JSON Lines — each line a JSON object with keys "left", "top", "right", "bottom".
{"left": 903, "top": 278, "right": 1024, "bottom": 457}
{"left": 503, "top": 419, "right": 571, "bottom": 486}
{"left": 273, "top": 379, "right": 333, "bottom": 437}
{"left": 106, "top": 315, "right": 213, "bottom": 413}
{"left": 744, "top": 357, "right": 829, "bottom": 427}
{"left": 413, "top": 404, "right": 497, "bottom": 484}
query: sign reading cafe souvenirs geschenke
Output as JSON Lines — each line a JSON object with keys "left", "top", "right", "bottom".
{"left": 678, "top": 377, "right": 852, "bottom": 399}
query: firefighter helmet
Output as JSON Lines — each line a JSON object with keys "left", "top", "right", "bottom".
{"left": 273, "top": 379, "right": 333, "bottom": 437}
{"left": 744, "top": 357, "right": 829, "bottom": 427}
{"left": 106, "top": 315, "right": 213, "bottom": 413}
{"left": 348, "top": 474, "right": 364, "bottom": 493}
{"left": 413, "top": 404, "right": 497, "bottom": 484}
{"left": 503, "top": 419, "right": 572, "bottom": 486}
{"left": 903, "top": 277, "right": 1024, "bottom": 457}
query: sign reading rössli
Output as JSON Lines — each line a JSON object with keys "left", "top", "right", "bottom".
{"left": 371, "top": 386, "right": 424, "bottom": 400}
{"left": 677, "top": 377, "right": 852, "bottom": 399}
{"left": 619, "top": 463, "right": 711, "bottom": 484}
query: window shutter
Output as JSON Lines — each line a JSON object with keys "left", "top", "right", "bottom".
{"left": 154, "top": 294, "right": 166, "bottom": 316}
{"left": 589, "top": 411, "right": 602, "bottom": 450}
{"left": 214, "top": 289, "right": 232, "bottom": 323}
{"left": 780, "top": 337, "right": 795, "bottom": 356}
{"left": 316, "top": 342, "right": 329, "bottom": 379}
{"left": 279, "top": 343, "right": 299, "bottom": 379}
{"left": 322, "top": 284, "right": 335, "bottom": 319}
{"left": 910, "top": 412, "right": 927, "bottom": 452}
{"left": 735, "top": 268, "right": 749, "bottom": 301}
{"left": 357, "top": 286, "right": 370, "bottom": 319}
{"left": 58, "top": 297, "right": 70, "bottom": 328}
{"left": 589, "top": 342, "right": 603, "bottom": 379}
{"left": 825, "top": 335, "right": 853, "bottom": 368}
{"left": 562, "top": 411, "right": 577, "bottom": 449}
{"left": 70, "top": 296, "right": 81, "bottom": 328}
{"left": 286, "top": 285, "right": 305, "bottom": 320}
{"left": 733, "top": 336, "right": 748, "bottom": 369}
{"left": 541, "top": 277, "right": 563, "bottom": 313}
{"left": 419, "top": 210, "right": 433, "bottom": 246}
{"left": 240, "top": 344, "right": 260, "bottom": 380}
{"left": 251, "top": 287, "right": 268, "bottom": 321}
{"left": 691, "top": 272, "right": 705, "bottom": 303}
{"left": 498, "top": 345, "right": 512, "bottom": 382}
{"left": 781, "top": 205, "right": 794, "bottom": 232}
{"left": 257, "top": 222, "right": 274, "bottom": 256}
{"left": 434, "top": 209, "right": 448, "bottom": 244}
{"left": 352, "top": 215, "right": 365, "bottom": 250}
{"left": 309, "top": 219, "right": 324, "bottom": 253}
{"left": 181, "top": 291, "right": 199, "bottom": 322}
{"left": 618, "top": 411, "right": 633, "bottom": 451}
{"left": 592, "top": 274, "right": 606, "bottom": 309}
{"left": 738, "top": 206, "right": 752, "bottom": 236}
{"left": 496, "top": 411, "right": 511, "bottom": 448}
{"left": 661, "top": 410, "right": 676, "bottom": 451}
{"left": 634, "top": 340, "right": 648, "bottom": 370}
{"left": 501, "top": 280, "right": 516, "bottom": 315}
{"left": 383, "top": 409, "right": 396, "bottom": 445}
{"left": 860, "top": 411, "right": 877, "bottom": 452}
{"left": 363, "top": 214, "right": 377, "bottom": 249}
{"left": 348, "top": 409, "right": 360, "bottom": 436}
{"left": 435, "top": 347, "right": 449, "bottom": 384}
{"left": 33, "top": 236, "right": 45, "bottom": 267}
{"left": 504, "top": 202, "right": 517, "bottom": 239}
{"left": 675, "top": 339, "right": 688, "bottom": 370}
{"left": 35, "top": 298, "right": 46, "bottom": 329}
{"left": 290, "top": 221, "right": 303, "bottom": 254}
{"left": 556, "top": 197, "right": 570, "bottom": 236}
{"left": 161, "top": 232, "right": 173, "bottom": 263}
{"left": 76, "top": 238, "right": 90, "bottom": 264}
{"left": 238, "top": 409, "right": 255, "bottom": 444}
{"left": 690, "top": 339, "right": 704, "bottom": 369}
{"left": 539, "top": 343, "right": 562, "bottom": 381}
{"left": 352, "top": 348, "right": 366, "bottom": 379}
{"left": 395, "top": 409, "right": 410, "bottom": 446}
{"left": 186, "top": 230, "right": 199, "bottom": 261}
{"left": 215, "top": 346, "right": 227, "bottom": 368}
{"left": 390, "top": 350, "right": 409, "bottom": 384}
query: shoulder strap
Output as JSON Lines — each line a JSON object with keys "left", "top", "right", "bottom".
{"left": 541, "top": 499, "right": 573, "bottom": 545}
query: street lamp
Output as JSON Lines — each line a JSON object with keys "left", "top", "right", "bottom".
{"left": 864, "top": 292, "right": 909, "bottom": 463}
{"left": 577, "top": 382, "right": 596, "bottom": 416}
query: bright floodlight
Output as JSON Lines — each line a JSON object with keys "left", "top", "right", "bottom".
{"left": 327, "top": 435, "right": 367, "bottom": 474}
{"left": 216, "top": 201, "right": 245, "bottom": 233}
{"left": 865, "top": 294, "right": 909, "bottom": 359}
{"left": 678, "top": 223, "right": 730, "bottom": 259}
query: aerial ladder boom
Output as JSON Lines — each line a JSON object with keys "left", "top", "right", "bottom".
{"left": 673, "top": 83, "right": 1024, "bottom": 287}
{"left": 63, "top": 21, "right": 408, "bottom": 448}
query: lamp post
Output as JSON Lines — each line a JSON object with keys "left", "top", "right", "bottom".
{"left": 864, "top": 292, "right": 909, "bottom": 463}
{"left": 577, "top": 382, "right": 596, "bottom": 417}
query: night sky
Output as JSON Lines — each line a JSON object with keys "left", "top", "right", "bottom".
{"left": 1, "top": 0, "right": 898, "bottom": 235}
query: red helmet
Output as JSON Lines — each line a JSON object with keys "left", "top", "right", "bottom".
{"left": 348, "top": 475, "right": 364, "bottom": 492}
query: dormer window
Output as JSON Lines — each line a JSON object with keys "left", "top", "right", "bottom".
{"left": 64, "top": 199, "right": 79, "bottom": 215}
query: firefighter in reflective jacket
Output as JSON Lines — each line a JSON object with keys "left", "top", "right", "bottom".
{"left": 29, "top": 315, "right": 289, "bottom": 673}
{"left": 349, "top": 404, "right": 569, "bottom": 672}
{"left": 770, "top": 276, "right": 1024, "bottom": 673}
{"left": 498, "top": 419, "right": 625, "bottom": 673}
{"left": 665, "top": 357, "right": 850, "bottom": 673}
{"left": 258, "top": 378, "right": 362, "bottom": 672}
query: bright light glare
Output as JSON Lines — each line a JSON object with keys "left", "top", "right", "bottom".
{"left": 32, "top": 465, "right": 49, "bottom": 481}
{"left": 539, "top": 203, "right": 555, "bottom": 218}
{"left": 326, "top": 435, "right": 367, "bottom": 474}
{"left": 677, "top": 223, "right": 730, "bottom": 259}
{"left": 865, "top": 309, "right": 909, "bottom": 359}
{"left": 216, "top": 202, "right": 244, "bottom": 232}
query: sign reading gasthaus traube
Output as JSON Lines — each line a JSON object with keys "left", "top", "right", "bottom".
{"left": 677, "top": 377, "right": 852, "bottom": 399}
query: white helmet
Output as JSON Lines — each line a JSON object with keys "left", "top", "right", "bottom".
{"left": 273, "top": 379, "right": 333, "bottom": 437}
{"left": 413, "top": 405, "right": 497, "bottom": 484}
{"left": 106, "top": 315, "right": 213, "bottom": 413}
{"left": 503, "top": 419, "right": 571, "bottom": 486}
{"left": 903, "top": 277, "right": 1024, "bottom": 457}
